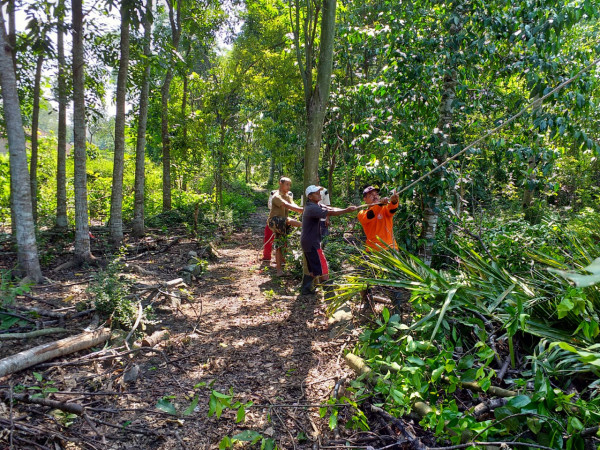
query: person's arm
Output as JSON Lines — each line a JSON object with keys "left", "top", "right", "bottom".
{"left": 282, "top": 199, "right": 303, "bottom": 214}
{"left": 327, "top": 205, "right": 357, "bottom": 217}
{"left": 385, "top": 191, "right": 399, "bottom": 215}
{"left": 273, "top": 195, "right": 303, "bottom": 214}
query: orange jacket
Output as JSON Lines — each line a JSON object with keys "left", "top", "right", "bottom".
{"left": 357, "top": 202, "right": 398, "bottom": 251}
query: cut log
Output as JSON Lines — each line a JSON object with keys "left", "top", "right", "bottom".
{"left": 0, "top": 328, "right": 70, "bottom": 340}
{"left": 371, "top": 295, "right": 391, "bottom": 304}
{"left": 0, "top": 327, "right": 111, "bottom": 378}
{"left": 142, "top": 329, "right": 170, "bottom": 347}
{"left": 163, "top": 278, "right": 184, "bottom": 287}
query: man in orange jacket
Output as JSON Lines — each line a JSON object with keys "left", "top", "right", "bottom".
{"left": 357, "top": 186, "right": 400, "bottom": 306}
{"left": 357, "top": 186, "right": 399, "bottom": 252}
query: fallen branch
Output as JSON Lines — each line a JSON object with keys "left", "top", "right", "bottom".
{"left": 2, "top": 392, "right": 84, "bottom": 415}
{"left": 124, "top": 301, "right": 143, "bottom": 347}
{"left": 0, "top": 328, "right": 70, "bottom": 341}
{"left": 471, "top": 398, "right": 508, "bottom": 418}
{"left": 0, "top": 328, "right": 111, "bottom": 378}
{"left": 369, "top": 404, "right": 426, "bottom": 450}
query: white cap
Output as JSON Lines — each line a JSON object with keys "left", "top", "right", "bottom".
{"left": 305, "top": 185, "right": 323, "bottom": 197}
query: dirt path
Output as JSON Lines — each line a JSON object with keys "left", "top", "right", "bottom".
{"left": 160, "top": 207, "right": 355, "bottom": 448}
{"left": 1, "top": 208, "right": 357, "bottom": 449}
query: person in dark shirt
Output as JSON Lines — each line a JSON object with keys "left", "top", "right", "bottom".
{"left": 300, "top": 185, "right": 356, "bottom": 295}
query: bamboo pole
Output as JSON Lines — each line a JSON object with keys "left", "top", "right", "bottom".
{"left": 0, "top": 328, "right": 111, "bottom": 378}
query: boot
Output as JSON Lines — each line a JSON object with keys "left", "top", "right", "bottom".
{"left": 323, "top": 279, "right": 336, "bottom": 300}
{"left": 301, "top": 275, "right": 316, "bottom": 295}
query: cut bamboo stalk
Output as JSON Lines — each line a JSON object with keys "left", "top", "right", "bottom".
{"left": 0, "top": 328, "right": 111, "bottom": 378}
{"left": 141, "top": 330, "right": 170, "bottom": 347}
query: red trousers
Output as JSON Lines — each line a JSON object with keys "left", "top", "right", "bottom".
{"left": 263, "top": 224, "right": 274, "bottom": 260}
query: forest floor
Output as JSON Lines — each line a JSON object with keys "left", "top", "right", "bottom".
{"left": 0, "top": 208, "right": 369, "bottom": 449}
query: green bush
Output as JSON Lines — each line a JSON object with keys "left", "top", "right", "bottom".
{"left": 88, "top": 260, "right": 140, "bottom": 331}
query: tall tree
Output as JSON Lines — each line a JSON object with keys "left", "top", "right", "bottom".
{"left": 160, "top": 0, "right": 182, "bottom": 211}
{"left": 55, "top": 0, "right": 68, "bottom": 231}
{"left": 0, "top": 8, "right": 43, "bottom": 282}
{"left": 29, "top": 46, "right": 44, "bottom": 225}
{"left": 132, "top": 0, "right": 153, "bottom": 237}
{"left": 291, "top": 0, "right": 337, "bottom": 188}
{"left": 109, "top": 0, "right": 132, "bottom": 246}
{"left": 71, "top": 0, "right": 93, "bottom": 263}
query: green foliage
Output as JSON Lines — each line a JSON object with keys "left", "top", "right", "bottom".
{"left": 88, "top": 259, "right": 143, "bottom": 331}
{"left": 25, "top": 372, "right": 59, "bottom": 399}
{"left": 218, "top": 432, "right": 277, "bottom": 450}
{"left": 336, "top": 218, "right": 600, "bottom": 445}
{"left": 0, "top": 270, "right": 32, "bottom": 308}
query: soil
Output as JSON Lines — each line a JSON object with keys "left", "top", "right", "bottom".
{"left": 0, "top": 208, "right": 369, "bottom": 449}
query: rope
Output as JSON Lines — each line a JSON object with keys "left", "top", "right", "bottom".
{"left": 395, "top": 56, "right": 600, "bottom": 197}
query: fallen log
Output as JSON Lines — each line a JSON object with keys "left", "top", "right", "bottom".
{"left": 0, "top": 327, "right": 111, "bottom": 378}
{"left": 0, "top": 328, "right": 70, "bottom": 341}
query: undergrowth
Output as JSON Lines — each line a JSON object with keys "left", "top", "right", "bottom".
{"left": 332, "top": 216, "right": 600, "bottom": 447}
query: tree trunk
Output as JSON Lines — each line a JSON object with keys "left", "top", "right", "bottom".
{"left": 160, "top": 0, "right": 182, "bottom": 212}
{"left": 328, "top": 143, "right": 337, "bottom": 195}
{"left": 302, "top": 0, "right": 336, "bottom": 189}
{"left": 161, "top": 68, "right": 174, "bottom": 211}
{"left": 419, "top": 7, "right": 463, "bottom": 266}
{"left": 7, "top": 0, "right": 16, "bottom": 71}
{"left": 267, "top": 154, "right": 275, "bottom": 186}
{"left": 55, "top": 2, "right": 68, "bottom": 231}
{"left": 7, "top": 0, "right": 17, "bottom": 238}
{"left": 181, "top": 72, "right": 188, "bottom": 149}
{"left": 420, "top": 68, "right": 457, "bottom": 267}
{"left": 72, "top": 0, "right": 93, "bottom": 263}
{"left": 109, "top": 2, "right": 131, "bottom": 247}
{"left": 132, "top": 0, "right": 153, "bottom": 238}
{"left": 30, "top": 51, "right": 44, "bottom": 225}
{"left": 215, "top": 119, "right": 225, "bottom": 208}
{"left": 245, "top": 155, "right": 250, "bottom": 184}
{"left": 0, "top": 10, "right": 43, "bottom": 282}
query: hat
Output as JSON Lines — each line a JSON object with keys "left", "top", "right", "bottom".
{"left": 362, "top": 186, "right": 379, "bottom": 197}
{"left": 305, "top": 185, "right": 324, "bottom": 197}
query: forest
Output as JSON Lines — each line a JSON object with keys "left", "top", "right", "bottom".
{"left": 1, "top": 0, "right": 600, "bottom": 448}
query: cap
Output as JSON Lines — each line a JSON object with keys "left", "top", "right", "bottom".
{"left": 305, "top": 185, "right": 324, "bottom": 197}
{"left": 362, "top": 186, "right": 379, "bottom": 197}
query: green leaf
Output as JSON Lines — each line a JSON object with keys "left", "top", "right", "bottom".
{"left": 261, "top": 438, "right": 276, "bottom": 450}
{"left": 212, "top": 390, "right": 233, "bottom": 400}
{"left": 208, "top": 395, "right": 217, "bottom": 417}
{"left": 382, "top": 307, "right": 390, "bottom": 323}
{"left": 329, "top": 411, "right": 338, "bottom": 430}
{"left": 182, "top": 395, "right": 199, "bottom": 416}
{"left": 430, "top": 287, "right": 458, "bottom": 341}
{"left": 457, "top": 355, "right": 474, "bottom": 369}
{"left": 219, "top": 436, "right": 232, "bottom": 449}
{"left": 480, "top": 378, "right": 491, "bottom": 392}
{"left": 236, "top": 406, "right": 246, "bottom": 423}
{"left": 156, "top": 398, "right": 177, "bottom": 415}
{"left": 507, "top": 395, "right": 531, "bottom": 409}
{"left": 549, "top": 258, "right": 600, "bottom": 287}
{"left": 569, "top": 416, "right": 584, "bottom": 432}
{"left": 527, "top": 417, "right": 542, "bottom": 434}
{"left": 33, "top": 372, "right": 43, "bottom": 382}
{"left": 431, "top": 366, "right": 444, "bottom": 382}
{"left": 232, "top": 430, "right": 262, "bottom": 443}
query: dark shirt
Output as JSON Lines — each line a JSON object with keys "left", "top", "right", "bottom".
{"left": 301, "top": 201, "right": 328, "bottom": 252}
